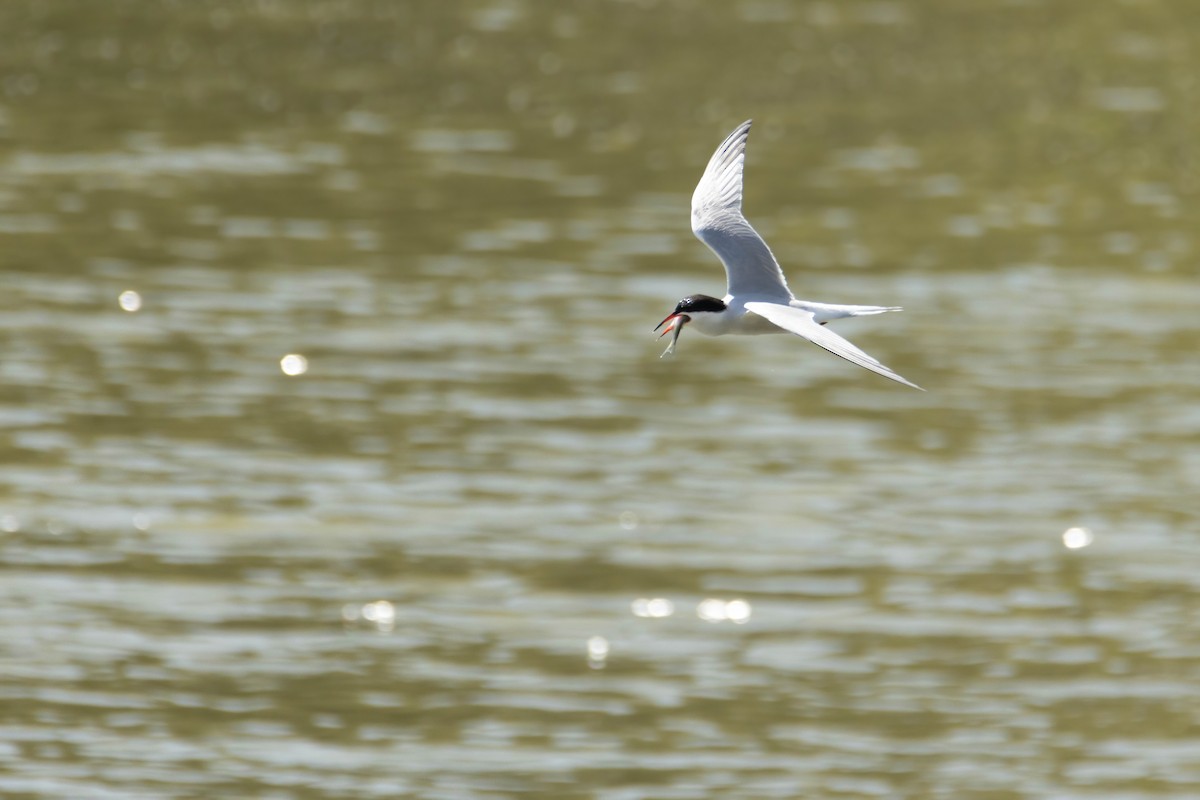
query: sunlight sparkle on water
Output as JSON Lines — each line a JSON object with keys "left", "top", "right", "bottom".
{"left": 1062, "top": 526, "right": 1094, "bottom": 549}
{"left": 354, "top": 600, "right": 395, "bottom": 631}
{"left": 725, "top": 599, "right": 751, "bottom": 623}
{"left": 118, "top": 289, "right": 142, "bottom": 312}
{"left": 631, "top": 598, "right": 674, "bottom": 618}
{"left": 698, "top": 598, "right": 752, "bottom": 624}
{"left": 280, "top": 354, "right": 308, "bottom": 376}
{"left": 587, "top": 635, "right": 609, "bottom": 669}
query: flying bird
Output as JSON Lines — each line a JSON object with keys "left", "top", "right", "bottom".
{"left": 655, "top": 120, "right": 923, "bottom": 390}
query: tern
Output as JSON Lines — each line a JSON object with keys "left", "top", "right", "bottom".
{"left": 654, "top": 120, "right": 923, "bottom": 390}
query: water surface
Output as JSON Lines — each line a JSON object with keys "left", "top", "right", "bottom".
{"left": 2, "top": 2, "right": 1199, "bottom": 798}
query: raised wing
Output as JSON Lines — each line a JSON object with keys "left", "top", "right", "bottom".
{"left": 744, "top": 302, "right": 924, "bottom": 390}
{"left": 691, "top": 120, "right": 793, "bottom": 300}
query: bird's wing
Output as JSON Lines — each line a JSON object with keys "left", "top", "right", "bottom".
{"left": 691, "top": 120, "right": 793, "bottom": 300}
{"left": 744, "top": 301, "right": 924, "bottom": 390}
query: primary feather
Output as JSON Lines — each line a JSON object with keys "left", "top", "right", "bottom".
{"left": 744, "top": 302, "right": 923, "bottom": 390}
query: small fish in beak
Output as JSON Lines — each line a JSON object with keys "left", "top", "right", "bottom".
{"left": 654, "top": 312, "right": 689, "bottom": 358}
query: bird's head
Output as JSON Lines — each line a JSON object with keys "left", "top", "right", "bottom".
{"left": 653, "top": 294, "right": 726, "bottom": 356}
{"left": 655, "top": 294, "right": 726, "bottom": 334}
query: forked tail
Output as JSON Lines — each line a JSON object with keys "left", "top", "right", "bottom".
{"left": 791, "top": 301, "right": 903, "bottom": 325}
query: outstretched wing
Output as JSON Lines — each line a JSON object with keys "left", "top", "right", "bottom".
{"left": 744, "top": 301, "right": 924, "bottom": 390}
{"left": 691, "top": 120, "right": 793, "bottom": 300}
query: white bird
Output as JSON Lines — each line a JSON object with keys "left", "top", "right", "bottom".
{"left": 655, "top": 120, "right": 923, "bottom": 390}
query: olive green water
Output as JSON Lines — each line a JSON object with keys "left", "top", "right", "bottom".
{"left": 2, "top": 2, "right": 1199, "bottom": 798}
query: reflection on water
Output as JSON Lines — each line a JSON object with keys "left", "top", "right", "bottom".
{"left": 1063, "top": 526, "right": 1095, "bottom": 551}
{"left": 2, "top": 1, "right": 1200, "bottom": 798}
{"left": 279, "top": 353, "right": 309, "bottom": 377}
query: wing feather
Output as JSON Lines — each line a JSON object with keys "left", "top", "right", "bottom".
{"left": 744, "top": 302, "right": 924, "bottom": 390}
{"left": 691, "top": 121, "right": 793, "bottom": 299}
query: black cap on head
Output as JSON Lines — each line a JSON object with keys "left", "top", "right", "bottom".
{"left": 674, "top": 294, "right": 727, "bottom": 314}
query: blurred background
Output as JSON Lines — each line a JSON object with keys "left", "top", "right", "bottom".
{"left": 1, "top": 1, "right": 1199, "bottom": 798}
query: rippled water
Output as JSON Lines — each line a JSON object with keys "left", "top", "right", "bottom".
{"left": 2, "top": 2, "right": 1199, "bottom": 798}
